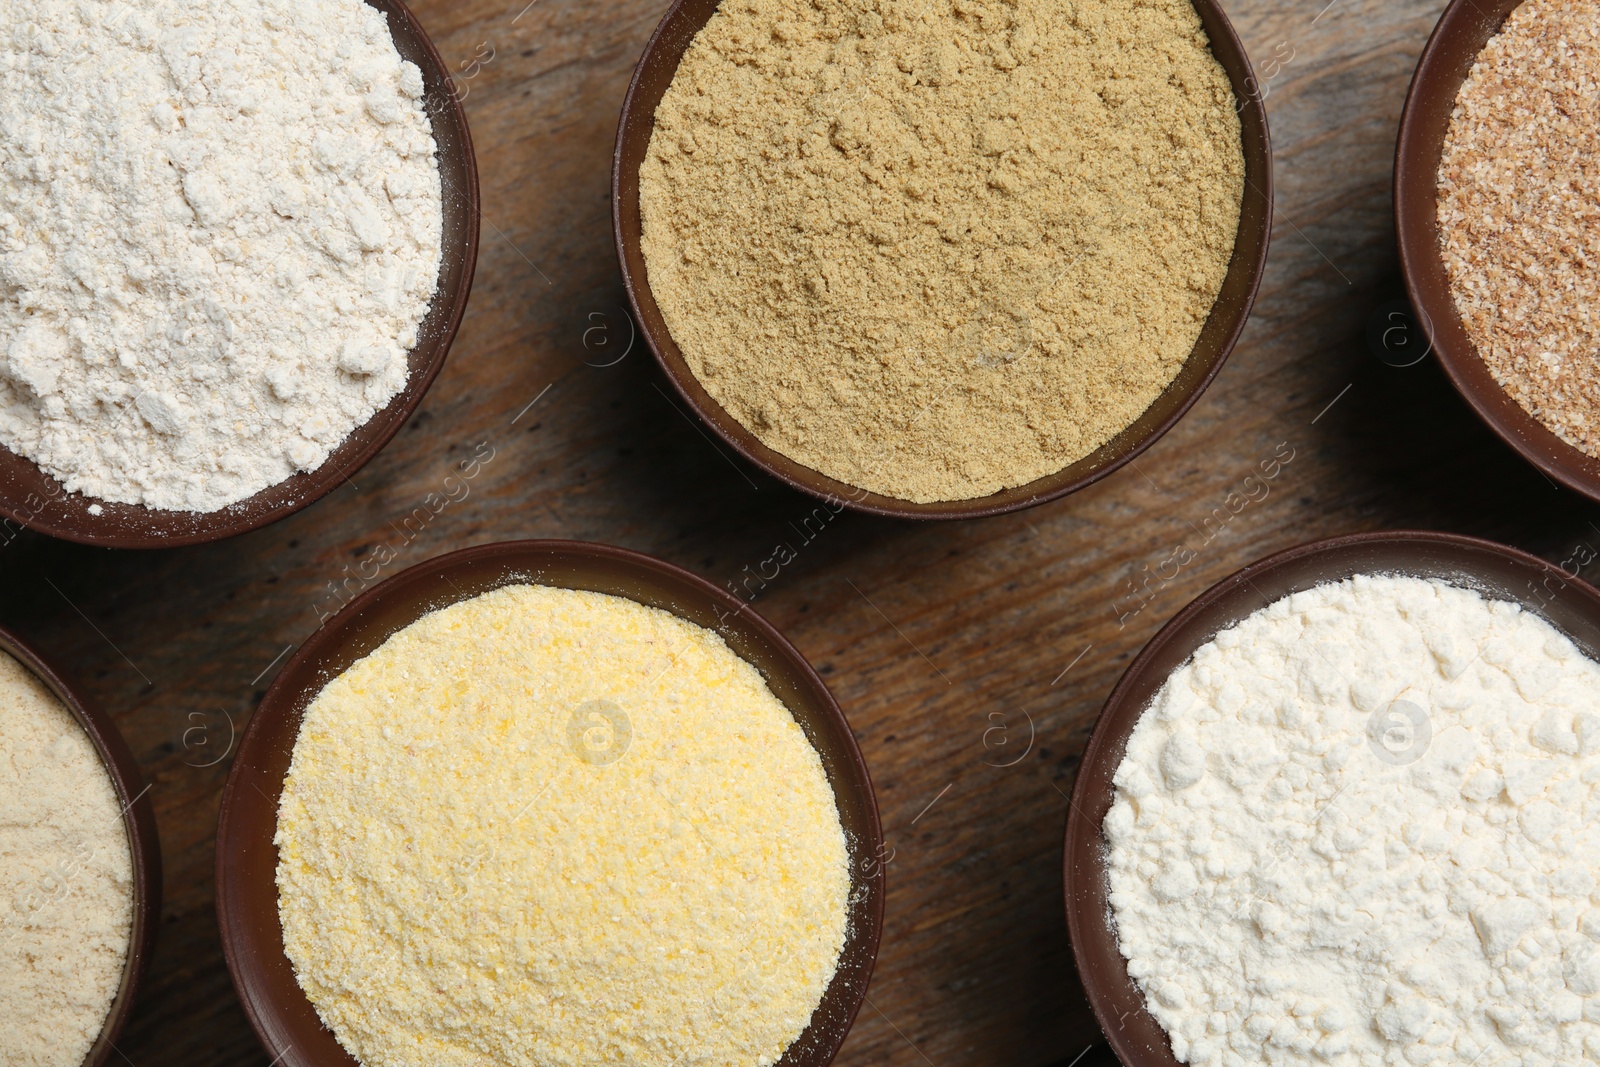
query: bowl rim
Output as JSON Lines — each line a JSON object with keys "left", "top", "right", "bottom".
{"left": 612, "top": 0, "right": 1273, "bottom": 520}
{"left": 0, "top": 0, "right": 480, "bottom": 549}
{"left": 1395, "top": 0, "right": 1600, "bottom": 506}
{"left": 1061, "top": 528, "right": 1600, "bottom": 1067}
{"left": 0, "top": 625, "right": 162, "bottom": 1067}
{"left": 216, "top": 538, "right": 884, "bottom": 1067}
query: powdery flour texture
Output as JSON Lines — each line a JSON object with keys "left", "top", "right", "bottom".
{"left": 277, "top": 585, "right": 850, "bottom": 1067}
{"left": 0, "top": 0, "right": 442, "bottom": 511}
{"left": 0, "top": 650, "right": 134, "bottom": 1067}
{"left": 641, "top": 0, "right": 1243, "bottom": 503}
{"left": 1108, "top": 575, "right": 1600, "bottom": 1067}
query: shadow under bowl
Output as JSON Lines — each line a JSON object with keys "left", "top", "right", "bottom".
{"left": 216, "top": 539, "right": 884, "bottom": 1067}
{"left": 613, "top": 0, "right": 1273, "bottom": 520}
{"left": 1396, "top": 0, "right": 1600, "bottom": 505}
{"left": 1063, "top": 529, "right": 1600, "bottom": 1067}
{"left": 0, "top": 626, "right": 162, "bottom": 1067}
{"left": 0, "top": 0, "right": 479, "bottom": 549}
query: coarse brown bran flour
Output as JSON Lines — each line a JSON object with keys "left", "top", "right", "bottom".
{"left": 1438, "top": 0, "right": 1600, "bottom": 459}
{"left": 640, "top": 0, "right": 1244, "bottom": 503}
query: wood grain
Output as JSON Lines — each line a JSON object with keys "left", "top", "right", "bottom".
{"left": 2, "top": 0, "right": 1596, "bottom": 1064}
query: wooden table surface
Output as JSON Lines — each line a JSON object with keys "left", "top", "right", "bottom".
{"left": 5, "top": 0, "right": 1596, "bottom": 1064}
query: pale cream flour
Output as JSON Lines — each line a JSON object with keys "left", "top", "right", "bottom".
{"left": 1109, "top": 575, "right": 1600, "bottom": 1067}
{"left": 0, "top": 0, "right": 443, "bottom": 511}
{"left": 0, "top": 650, "right": 134, "bottom": 1067}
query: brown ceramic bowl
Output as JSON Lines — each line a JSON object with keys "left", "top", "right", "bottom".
{"left": 217, "top": 539, "right": 884, "bottom": 1067}
{"left": 0, "top": 626, "right": 162, "bottom": 1067}
{"left": 1395, "top": 0, "right": 1600, "bottom": 504}
{"left": 0, "top": 0, "right": 479, "bottom": 549}
{"left": 1062, "top": 529, "right": 1600, "bottom": 1067}
{"left": 613, "top": 0, "right": 1272, "bottom": 520}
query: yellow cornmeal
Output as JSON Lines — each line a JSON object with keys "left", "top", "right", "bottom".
{"left": 275, "top": 584, "right": 850, "bottom": 1067}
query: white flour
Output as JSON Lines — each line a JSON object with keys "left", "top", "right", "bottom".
{"left": 1107, "top": 575, "right": 1600, "bottom": 1067}
{"left": 0, "top": 0, "right": 443, "bottom": 512}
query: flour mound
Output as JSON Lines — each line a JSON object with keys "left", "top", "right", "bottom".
{"left": 1108, "top": 575, "right": 1600, "bottom": 1067}
{"left": 640, "top": 0, "right": 1243, "bottom": 503}
{"left": 0, "top": 650, "right": 134, "bottom": 1067}
{"left": 276, "top": 585, "right": 851, "bottom": 1067}
{"left": 0, "top": 0, "right": 443, "bottom": 512}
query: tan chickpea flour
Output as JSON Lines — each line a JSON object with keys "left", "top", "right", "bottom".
{"left": 276, "top": 584, "right": 850, "bottom": 1067}
{"left": 641, "top": 0, "right": 1244, "bottom": 502}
